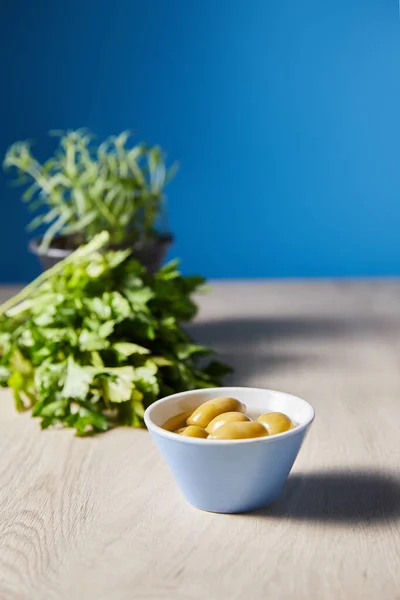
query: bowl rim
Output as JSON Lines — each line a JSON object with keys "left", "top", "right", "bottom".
{"left": 144, "top": 386, "right": 315, "bottom": 446}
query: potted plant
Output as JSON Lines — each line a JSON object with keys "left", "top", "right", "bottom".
{"left": 3, "top": 129, "right": 177, "bottom": 272}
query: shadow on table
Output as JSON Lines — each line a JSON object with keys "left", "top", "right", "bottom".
{"left": 187, "top": 315, "right": 379, "bottom": 380}
{"left": 255, "top": 470, "right": 400, "bottom": 524}
{"left": 188, "top": 315, "right": 368, "bottom": 344}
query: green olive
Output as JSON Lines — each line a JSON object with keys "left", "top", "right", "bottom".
{"left": 208, "top": 421, "right": 268, "bottom": 440}
{"left": 206, "top": 411, "right": 251, "bottom": 434}
{"left": 162, "top": 410, "right": 193, "bottom": 432}
{"left": 180, "top": 426, "right": 208, "bottom": 438}
{"left": 256, "top": 412, "right": 292, "bottom": 435}
{"left": 187, "top": 397, "right": 246, "bottom": 428}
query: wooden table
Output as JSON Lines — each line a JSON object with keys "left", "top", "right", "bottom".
{"left": 0, "top": 282, "right": 399, "bottom": 600}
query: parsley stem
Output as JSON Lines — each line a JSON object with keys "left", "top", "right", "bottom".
{"left": 0, "top": 231, "right": 110, "bottom": 316}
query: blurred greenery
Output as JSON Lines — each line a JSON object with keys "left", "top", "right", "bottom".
{"left": 0, "top": 232, "right": 231, "bottom": 435}
{"left": 3, "top": 129, "right": 177, "bottom": 252}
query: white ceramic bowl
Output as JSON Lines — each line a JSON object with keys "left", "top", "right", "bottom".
{"left": 144, "top": 387, "right": 315, "bottom": 513}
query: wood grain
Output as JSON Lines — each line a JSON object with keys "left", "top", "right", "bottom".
{"left": 0, "top": 282, "right": 399, "bottom": 600}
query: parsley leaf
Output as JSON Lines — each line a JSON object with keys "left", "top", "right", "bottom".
{"left": 0, "top": 232, "right": 231, "bottom": 435}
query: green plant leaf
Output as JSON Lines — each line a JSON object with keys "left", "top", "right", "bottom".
{"left": 202, "top": 360, "right": 233, "bottom": 378}
{"left": 34, "top": 361, "right": 67, "bottom": 395}
{"left": 0, "top": 365, "right": 10, "bottom": 385}
{"left": 109, "top": 292, "right": 131, "bottom": 319}
{"left": 39, "top": 211, "right": 72, "bottom": 253}
{"left": 67, "top": 407, "right": 109, "bottom": 435}
{"left": 40, "top": 399, "right": 68, "bottom": 418}
{"left": 124, "top": 287, "right": 154, "bottom": 307}
{"left": 63, "top": 210, "right": 97, "bottom": 234}
{"left": 79, "top": 330, "right": 110, "bottom": 351}
{"left": 148, "top": 356, "right": 172, "bottom": 367}
{"left": 103, "top": 377, "right": 133, "bottom": 403}
{"left": 175, "top": 343, "right": 213, "bottom": 360}
{"left": 100, "top": 366, "right": 137, "bottom": 403}
{"left": 113, "top": 342, "right": 150, "bottom": 356}
{"left": 62, "top": 357, "right": 94, "bottom": 400}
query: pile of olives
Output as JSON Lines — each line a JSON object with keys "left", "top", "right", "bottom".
{"left": 162, "top": 397, "right": 295, "bottom": 440}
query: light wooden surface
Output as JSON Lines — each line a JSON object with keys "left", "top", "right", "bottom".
{"left": 0, "top": 281, "right": 399, "bottom": 600}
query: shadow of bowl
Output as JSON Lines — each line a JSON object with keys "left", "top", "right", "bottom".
{"left": 253, "top": 470, "right": 400, "bottom": 524}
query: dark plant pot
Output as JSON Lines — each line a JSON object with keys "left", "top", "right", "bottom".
{"left": 29, "top": 234, "right": 174, "bottom": 274}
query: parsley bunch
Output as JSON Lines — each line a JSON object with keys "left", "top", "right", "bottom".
{"left": 0, "top": 232, "right": 230, "bottom": 435}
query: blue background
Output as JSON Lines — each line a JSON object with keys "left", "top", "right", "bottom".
{"left": 1, "top": 0, "right": 400, "bottom": 282}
